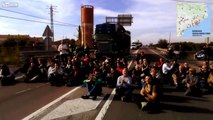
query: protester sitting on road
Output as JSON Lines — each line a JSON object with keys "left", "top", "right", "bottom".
{"left": 0, "top": 64, "right": 15, "bottom": 86}
{"left": 106, "top": 67, "right": 119, "bottom": 88}
{"left": 13, "top": 57, "right": 31, "bottom": 75}
{"left": 37, "top": 58, "right": 48, "bottom": 82}
{"left": 116, "top": 62, "right": 124, "bottom": 76}
{"left": 131, "top": 65, "right": 142, "bottom": 88}
{"left": 132, "top": 75, "right": 161, "bottom": 112}
{"left": 81, "top": 68, "right": 102, "bottom": 100}
{"left": 198, "top": 65, "right": 210, "bottom": 94}
{"left": 208, "top": 69, "right": 213, "bottom": 93}
{"left": 170, "top": 59, "right": 180, "bottom": 75}
{"left": 172, "top": 65, "right": 187, "bottom": 89}
{"left": 182, "top": 68, "right": 201, "bottom": 96}
{"left": 150, "top": 68, "right": 163, "bottom": 94}
{"left": 157, "top": 57, "right": 164, "bottom": 71}
{"left": 183, "top": 62, "right": 190, "bottom": 75}
{"left": 116, "top": 68, "right": 133, "bottom": 102}
{"left": 162, "top": 60, "right": 174, "bottom": 84}
{"left": 100, "top": 61, "right": 110, "bottom": 85}
{"left": 140, "top": 58, "right": 150, "bottom": 83}
{"left": 64, "top": 60, "right": 73, "bottom": 86}
{"left": 48, "top": 61, "right": 65, "bottom": 86}
{"left": 24, "top": 57, "right": 40, "bottom": 82}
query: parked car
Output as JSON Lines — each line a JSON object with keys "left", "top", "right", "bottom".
{"left": 194, "top": 48, "right": 213, "bottom": 60}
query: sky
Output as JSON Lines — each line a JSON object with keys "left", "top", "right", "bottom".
{"left": 0, "top": 0, "right": 212, "bottom": 45}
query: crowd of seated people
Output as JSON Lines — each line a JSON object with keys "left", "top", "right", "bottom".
{"left": 1, "top": 47, "right": 213, "bottom": 112}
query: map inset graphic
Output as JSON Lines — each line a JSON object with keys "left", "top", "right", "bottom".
{"left": 176, "top": 1, "right": 211, "bottom": 37}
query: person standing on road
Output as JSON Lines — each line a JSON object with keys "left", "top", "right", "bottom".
{"left": 58, "top": 40, "right": 69, "bottom": 65}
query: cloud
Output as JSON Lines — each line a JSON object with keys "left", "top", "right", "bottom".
{"left": 0, "top": 0, "right": 212, "bottom": 44}
{"left": 94, "top": 7, "right": 121, "bottom": 17}
{"left": 0, "top": 22, "right": 18, "bottom": 34}
{"left": 121, "top": 0, "right": 177, "bottom": 44}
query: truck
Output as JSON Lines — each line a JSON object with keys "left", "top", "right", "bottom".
{"left": 94, "top": 23, "right": 130, "bottom": 58}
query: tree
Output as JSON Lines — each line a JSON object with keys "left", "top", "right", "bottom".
{"left": 2, "top": 39, "right": 17, "bottom": 47}
{"left": 75, "top": 25, "right": 82, "bottom": 46}
{"left": 157, "top": 39, "right": 168, "bottom": 48}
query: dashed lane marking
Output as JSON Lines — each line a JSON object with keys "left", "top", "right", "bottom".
{"left": 15, "top": 83, "right": 48, "bottom": 95}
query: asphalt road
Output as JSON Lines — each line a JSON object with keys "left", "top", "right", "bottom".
{"left": 0, "top": 82, "right": 74, "bottom": 120}
{"left": 0, "top": 47, "right": 213, "bottom": 120}
{"left": 103, "top": 47, "right": 213, "bottom": 120}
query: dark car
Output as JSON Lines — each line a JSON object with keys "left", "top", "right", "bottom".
{"left": 194, "top": 49, "right": 213, "bottom": 60}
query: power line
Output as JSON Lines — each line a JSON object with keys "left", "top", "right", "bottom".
{"left": 0, "top": 15, "right": 77, "bottom": 27}
{"left": 0, "top": 7, "right": 45, "bottom": 19}
{"left": 0, "top": 7, "right": 78, "bottom": 27}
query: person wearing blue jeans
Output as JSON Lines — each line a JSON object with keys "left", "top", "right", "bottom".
{"left": 82, "top": 68, "right": 102, "bottom": 100}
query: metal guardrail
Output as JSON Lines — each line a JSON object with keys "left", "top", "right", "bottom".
{"left": 156, "top": 47, "right": 180, "bottom": 55}
{"left": 19, "top": 50, "right": 58, "bottom": 62}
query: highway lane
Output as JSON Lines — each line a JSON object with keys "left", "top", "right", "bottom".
{"left": 1, "top": 47, "right": 213, "bottom": 120}
{"left": 103, "top": 47, "right": 213, "bottom": 120}
{"left": 0, "top": 82, "right": 74, "bottom": 120}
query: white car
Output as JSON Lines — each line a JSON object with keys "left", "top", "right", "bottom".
{"left": 131, "top": 44, "right": 138, "bottom": 49}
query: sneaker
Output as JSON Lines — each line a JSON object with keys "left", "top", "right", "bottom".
{"left": 141, "top": 102, "right": 148, "bottom": 111}
{"left": 81, "top": 95, "right": 90, "bottom": 99}
{"left": 92, "top": 96, "right": 97, "bottom": 100}
{"left": 121, "top": 96, "right": 127, "bottom": 102}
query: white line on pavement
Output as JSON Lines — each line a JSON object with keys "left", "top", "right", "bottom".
{"left": 15, "top": 83, "right": 48, "bottom": 95}
{"left": 95, "top": 89, "right": 116, "bottom": 120}
{"left": 95, "top": 50, "right": 138, "bottom": 120}
{"left": 22, "top": 86, "right": 81, "bottom": 120}
{"left": 149, "top": 49, "right": 168, "bottom": 60}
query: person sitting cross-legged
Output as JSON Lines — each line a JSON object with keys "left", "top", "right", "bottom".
{"left": 81, "top": 68, "right": 102, "bottom": 100}
{"left": 0, "top": 64, "right": 15, "bottom": 86}
{"left": 207, "top": 69, "right": 213, "bottom": 93}
{"left": 182, "top": 68, "right": 201, "bottom": 96}
{"left": 115, "top": 68, "right": 133, "bottom": 102}
{"left": 132, "top": 75, "right": 161, "bottom": 112}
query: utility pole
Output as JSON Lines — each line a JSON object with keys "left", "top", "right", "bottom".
{"left": 49, "top": 4, "right": 56, "bottom": 41}
{"left": 169, "top": 32, "right": 171, "bottom": 45}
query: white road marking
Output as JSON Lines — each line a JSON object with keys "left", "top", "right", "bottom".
{"left": 22, "top": 86, "right": 81, "bottom": 120}
{"left": 15, "top": 88, "right": 32, "bottom": 94}
{"left": 22, "top": 49, "right": 140, "bottom": 120}
{"left": 149, "top": 49, "right": 168, "bottom": 60}
{"left": 95, "top": 89, "right": 116, "bottom": 120}
{"left": 15, "top": 83, "right": 48, "bottom": 95}
{"left": 95, "top": 50, "right": 138, "bottom": 120}
{"left": 42, "top": 96, "right": 105, "bottom": 120}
